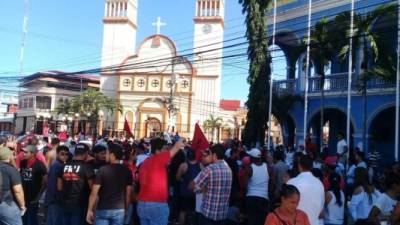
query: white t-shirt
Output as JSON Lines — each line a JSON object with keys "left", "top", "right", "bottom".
{"left": 337, "top": 139, "right": 347, "bottom": 155}
{"left": 288, "top": 172, "right": 325, "bottom": 225}
{"left": 324, "top": 191, "right": 345, "bottom": 225}
{"left": 374, "top": 193, "right": 397, "bottom": 221}
{"left": 349, "top": 187, "right": 381, "bottom": 220}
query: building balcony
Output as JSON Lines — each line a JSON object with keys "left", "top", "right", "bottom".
{"left": 273, "top": 72, "right": 396, "bottom": 96}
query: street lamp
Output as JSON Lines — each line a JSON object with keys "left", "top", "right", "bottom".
{"left": 98, "top": 110, "right": 104, "bottom": 136}
{"left": 67, "top": 116, "right": 73, "bottom": 137}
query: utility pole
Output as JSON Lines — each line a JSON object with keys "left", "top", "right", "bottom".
{"left": 168, "top": 56, "right": 183, "bottom": 133}
{"left": 17, "top": 0, "right": 29, "bottom": 134}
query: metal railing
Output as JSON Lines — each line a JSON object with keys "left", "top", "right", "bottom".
{"left": 272, "top": 72, "right": 395, "bottom": 95}
{"left": 273, "top": 79, "right": 296, "bottom": 96}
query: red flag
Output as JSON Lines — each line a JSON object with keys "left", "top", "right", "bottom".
{"left": 124, "top": 117, "right": 134, "bottom": 138}
{"left": 192, "top": 123, "right": 209, "bottom": 161}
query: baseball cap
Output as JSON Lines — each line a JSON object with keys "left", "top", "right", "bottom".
{"left": 247, "top": 148, "right": 261, "bottom": 158}
{"left": 75, "top": 143, "right": 90, "bottom": 155}
{"left": 93, "top": 144, "right": 107, "bottom": 154}
{"left": 0, "top": 147, "right": 13, "bottom": 160}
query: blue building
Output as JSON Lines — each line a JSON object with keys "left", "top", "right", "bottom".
{"left": 268, "top": 0, "right": 398, "bottom": 165}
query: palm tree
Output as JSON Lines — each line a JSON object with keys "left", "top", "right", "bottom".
{"left": 307, "top": 17, "right": 335, "bottom": 150}
{"left": 56, "top": 88, "right": 122, "bottom": 136}
{"left": 203, "top": 115, "right": 222, "bottom": 142}
{"left": 239, "top": 0, "right": 272, "bottom": 146}
{"left": 338, "top": 3, "right": 396, "bottom": 149}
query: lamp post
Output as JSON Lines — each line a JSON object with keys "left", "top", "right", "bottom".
{"left": 35, "top": 115, "right": 40, "bottom": 134}
{"left": 86, "top": 112, "right": 91, "bottom": 138}
{"left": 67, "top": 116, "right": 73, "bottom": 137}
{"left": 74, "top": 113, "right": 80, "bottom": 138}
{"left": 98, "top": 110, "right": 104, "bottom": 137}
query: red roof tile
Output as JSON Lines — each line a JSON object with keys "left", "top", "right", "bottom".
{"left": 220, "top": 100, "right": 241, "bottom": 111}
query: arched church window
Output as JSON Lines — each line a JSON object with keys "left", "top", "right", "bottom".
{"left": 151, "top": 79, "right": 160, "bottom": 88}
{"left": 137, "top": 79, "right": 145, "bottom": 87}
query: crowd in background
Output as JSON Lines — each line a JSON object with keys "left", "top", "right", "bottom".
{"left": 0, "top": 132, "right": 399, "bottom": 225}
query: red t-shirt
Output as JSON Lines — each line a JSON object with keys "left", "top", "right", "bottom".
{"left": 138, "top": 151, "right": 171, "bottom": 202}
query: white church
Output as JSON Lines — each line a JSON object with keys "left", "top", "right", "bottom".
{"left": 100, "top": 0, "right": 248, "bottom": 139}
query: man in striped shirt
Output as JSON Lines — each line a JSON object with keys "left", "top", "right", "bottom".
{"left": 193, "top": 144, "right": 232, "bottom": 225}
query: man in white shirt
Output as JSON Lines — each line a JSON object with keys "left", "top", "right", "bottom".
{"left": 287, "top": 154, "right": 324, "bottom": 225}
{"left": 336, "top": 132, "right": 347, "bottom": 156}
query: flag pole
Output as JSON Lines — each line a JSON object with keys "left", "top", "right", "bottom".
{"left": 267, "top": 0, "right": 277, "bottom": 151}
{"left": 303, "top": 0, "right": 312, "bottom": 144}
{"left": 346, "top": 0, "right": 355, "bottom": 171}
{"left": 395, "top": 0, "right": 400, "bottom": 161}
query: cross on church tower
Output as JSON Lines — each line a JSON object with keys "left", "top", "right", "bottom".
{"left": 152, "top": 17, "right": 166, "bottom": 34}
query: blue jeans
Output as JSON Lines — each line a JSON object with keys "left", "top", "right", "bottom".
{"left": 61, "top": 205, "right": 86, "bottom": 225}
{"left": 137, "top": 201, "right": 169, "bottom": 225}
{"left": 0, "top": 201, "right": 23, "bottom": 225}
{"left": 22, "top": 202, "right": 38, "bottom": 225}
{"left": 95, "top": 209, "right": 125, "bottom": 225}
{"left": 46, "top": 203, "right": 62, "bottom": 225}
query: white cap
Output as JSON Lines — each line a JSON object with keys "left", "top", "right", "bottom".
{"left": 247, "top": 148, "right": 261, "bottom": 158}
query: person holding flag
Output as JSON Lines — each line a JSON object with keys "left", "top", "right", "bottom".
{"left": 191, "top": 123, "right": 210, "bottom": 161}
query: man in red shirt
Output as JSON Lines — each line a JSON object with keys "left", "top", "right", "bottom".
{"left": 137, "top": 138, "right": 184, "bottom": 225}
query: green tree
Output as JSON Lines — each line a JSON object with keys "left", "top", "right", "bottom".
{"left": 239, "top": 0, "right": 272, "bottom": 146}
{"left": 203, "top": 114, "right": 222, "bottom": 142}
{"left": 308, "top": 17, "right": 335, "bottom": 149}
{"left": 338, "top": 3, "right": 396, "bottom": 149}
{"left": 56, "top": 88, "right": 122, "bottom": 136}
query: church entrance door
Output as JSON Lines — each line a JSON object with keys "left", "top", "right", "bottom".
{"left": 145, "top": 118, "right": 162, "bottom": 138}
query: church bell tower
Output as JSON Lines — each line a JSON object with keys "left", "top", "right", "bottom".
{"left": 101, "top": 0, "right": 138, "bottom": 98}
{"left": 192, "top": 0, "right": 225, "bottom": 128}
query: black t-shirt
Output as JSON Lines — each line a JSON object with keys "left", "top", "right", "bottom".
{"left": 88, "top": 160, "right": 107, "bottom": 175}
{"left": 0, "top": 162, "right": 21, "bottom": 203}
{"left": 58, "top": 160, "right": 95, "bottom": 206}
{"left": 95, "top": 164, "right": 132, "bottom": 210}
{"left": 20, "top": 159, "right": 47, "bottom": 203}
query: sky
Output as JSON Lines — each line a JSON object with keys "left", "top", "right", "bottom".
{"left": 0, "top": 0, "right": 256, "bottom": 104}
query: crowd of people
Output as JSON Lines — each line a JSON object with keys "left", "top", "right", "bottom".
{"left": 0, "top": 133, "right": 399, "bottom": 225}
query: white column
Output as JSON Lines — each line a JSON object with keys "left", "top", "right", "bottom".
{"left": 206, "top": 0, "right": 211, "bottom": 16}
{"left": 110, "top": 3, "right": 114, "bottom": 17}
{"left": 105, "top": 1, "right": 108, "bottom": 17}
{"left": 195, "top": 0, "right": 199, "bottom": 17}
{"left": 124, "top": 2, "right": 127, "bottom": 17}
{"left": 213, "top": 0, "right": 216, "bottom": 16}
{"left": 216, "top": 0, "right": 220, "bottom": 16}
{"left": 117, "top": 2, "right": 121, "bottom": 17}
{"left": 200, "top": 0, "right": 203, "bottom": 16}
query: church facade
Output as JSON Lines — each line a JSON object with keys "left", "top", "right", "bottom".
{"left": 100, "top": 0, "right": 246, "bottom": 139}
